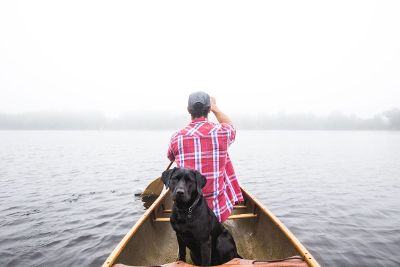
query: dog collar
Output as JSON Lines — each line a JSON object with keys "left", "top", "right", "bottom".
{"left": 187, "top": 195, "right": 201, "bottom": 219}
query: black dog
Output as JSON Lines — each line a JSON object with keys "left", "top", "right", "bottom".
{"left": 161, "top": 167, "right": 240, "bottom": 266}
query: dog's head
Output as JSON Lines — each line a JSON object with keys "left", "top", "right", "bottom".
{"left": 161, "top": 167, "right": 207, "bottom": 203}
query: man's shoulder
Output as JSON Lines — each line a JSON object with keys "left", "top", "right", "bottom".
{"left": 169, "top": 130, "right": 181, "bottom": 141}
{"left": 196, "top": 121, "right": 235, "bottom": 135}
{"left": 170, "top": 121, "right": 234, "bottom": 139}
{"left": 220, "top": 122, "right": 235, "bottom": 131}
{"left": 210, "top": 122, "right": 235, "bottom": 133}
{"left": 169, "top": 126, "right": 189, "bottom": 141}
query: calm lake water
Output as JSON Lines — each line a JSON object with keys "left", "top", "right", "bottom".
{"left": 0, "top": 130, "right": 399, "bottom": 267}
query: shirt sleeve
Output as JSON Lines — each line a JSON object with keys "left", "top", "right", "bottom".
{"left": 221, "top": 122, "right": 236, "bottom": 146}
{"left": 167, "top": 136, "right": 176, "bottom": 161}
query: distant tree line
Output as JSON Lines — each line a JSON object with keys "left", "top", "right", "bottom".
{"left": 234, "top": 109, "right": 400, "bottom": 130}
{"left": 0, "top": 109, "right": 399, "bottom": 130}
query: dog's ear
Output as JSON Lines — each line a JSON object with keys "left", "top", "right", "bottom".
{"left": 161, "top": 167, "right": 177, "bottom": 188}
{"left": 195, "top": 171, "right": 207, "bottom": 194}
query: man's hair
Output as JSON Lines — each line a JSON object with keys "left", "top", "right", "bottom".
{"left": 189, "top": 102, "right": 210, "bottom": 118}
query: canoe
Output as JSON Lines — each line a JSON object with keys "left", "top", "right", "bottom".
{"left": 102, "top": 186, "right": 320, "bottom": 267}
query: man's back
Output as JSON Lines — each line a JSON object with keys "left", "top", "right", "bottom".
{"left": 168, "top": 117, "right": 233, "bottom": 194}
{"left": 168, "top": 116, "right": 243, "bottom": 222}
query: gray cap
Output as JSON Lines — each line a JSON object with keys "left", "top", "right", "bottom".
{"left": 188, "top": 91, "right": 210, "bottom": 109}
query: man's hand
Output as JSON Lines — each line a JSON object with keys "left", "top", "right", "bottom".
{"left": 210, "top": 96, "right": 217, "bottom": 112}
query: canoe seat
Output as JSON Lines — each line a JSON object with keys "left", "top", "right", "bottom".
{"left": 162, "top": 205, "right": 247, "bottom": 213}
{"left": 154, "top": 213, "right": 257, "bottom": 222}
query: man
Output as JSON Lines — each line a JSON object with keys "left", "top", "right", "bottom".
{"left": 167, "top": 91, "right": 243, "bottom": 222}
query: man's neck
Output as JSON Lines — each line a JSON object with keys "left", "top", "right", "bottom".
{"left": 191, "top": 116, "right": 208, "bottom": 120}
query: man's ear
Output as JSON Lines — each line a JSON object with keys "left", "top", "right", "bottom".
{"left": 195, "top": 171, "right": 207, "bottom": 194}
{"left": 161, "top": 167, "right": 177, "bottom": 188}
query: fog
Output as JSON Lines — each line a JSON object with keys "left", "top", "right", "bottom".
{"left": 1, "top": 109, "right": 399, "bottom": 130}
{"left": 1, "top": 1, "right": 400, "bottom": 119}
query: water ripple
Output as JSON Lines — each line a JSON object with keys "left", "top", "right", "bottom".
{"left": 0, "top": 130, "right": 400, "bottom": 266}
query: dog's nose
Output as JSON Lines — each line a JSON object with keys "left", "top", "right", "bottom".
{"left": 176, "top": 189, "right": 184, "bottom": 195}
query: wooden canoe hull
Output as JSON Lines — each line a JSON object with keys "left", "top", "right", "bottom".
{"left": 103, "top": 187, "right": 320, "bottom": 267}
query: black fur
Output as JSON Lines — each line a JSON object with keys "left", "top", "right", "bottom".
{"left": 161, "top": 167, "right": 240, "bottom": 266}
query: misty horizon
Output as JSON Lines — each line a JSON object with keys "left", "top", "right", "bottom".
{"left": 2, "top": 2, "right": 400, "bottom": 119}
{"left": 1, "top": 108, "right": 399, "bottom": 130}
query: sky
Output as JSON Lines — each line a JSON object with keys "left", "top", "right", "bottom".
{"left": 0, "top": 1, "right": 399, "bottom": 118}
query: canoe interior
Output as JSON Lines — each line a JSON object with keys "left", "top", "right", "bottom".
{"left": 115, "top": 189, "right": 303, "bottom": 266}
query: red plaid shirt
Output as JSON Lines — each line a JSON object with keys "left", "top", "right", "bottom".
{"left": 167, "top": 117, "right": 243, "bottom": 222}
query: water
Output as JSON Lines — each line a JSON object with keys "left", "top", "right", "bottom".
{"left": 0, "top": 130, "right": 399, "bottom": 267}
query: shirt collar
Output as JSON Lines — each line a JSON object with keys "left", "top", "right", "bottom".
{"left": 191, "top": 117, "right": 208, "bottom": 124}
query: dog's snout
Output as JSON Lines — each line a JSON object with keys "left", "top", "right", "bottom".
{"left": 176, "top": 188, "right": 184, "bottom": 195}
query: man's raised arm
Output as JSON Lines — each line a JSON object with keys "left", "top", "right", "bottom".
{"left": 210, "top": 97, "right": 232, "bottom": 124}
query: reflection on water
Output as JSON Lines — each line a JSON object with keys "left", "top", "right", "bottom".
{"left": 0, "top": 130, "right": 399, "bottom": 267}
